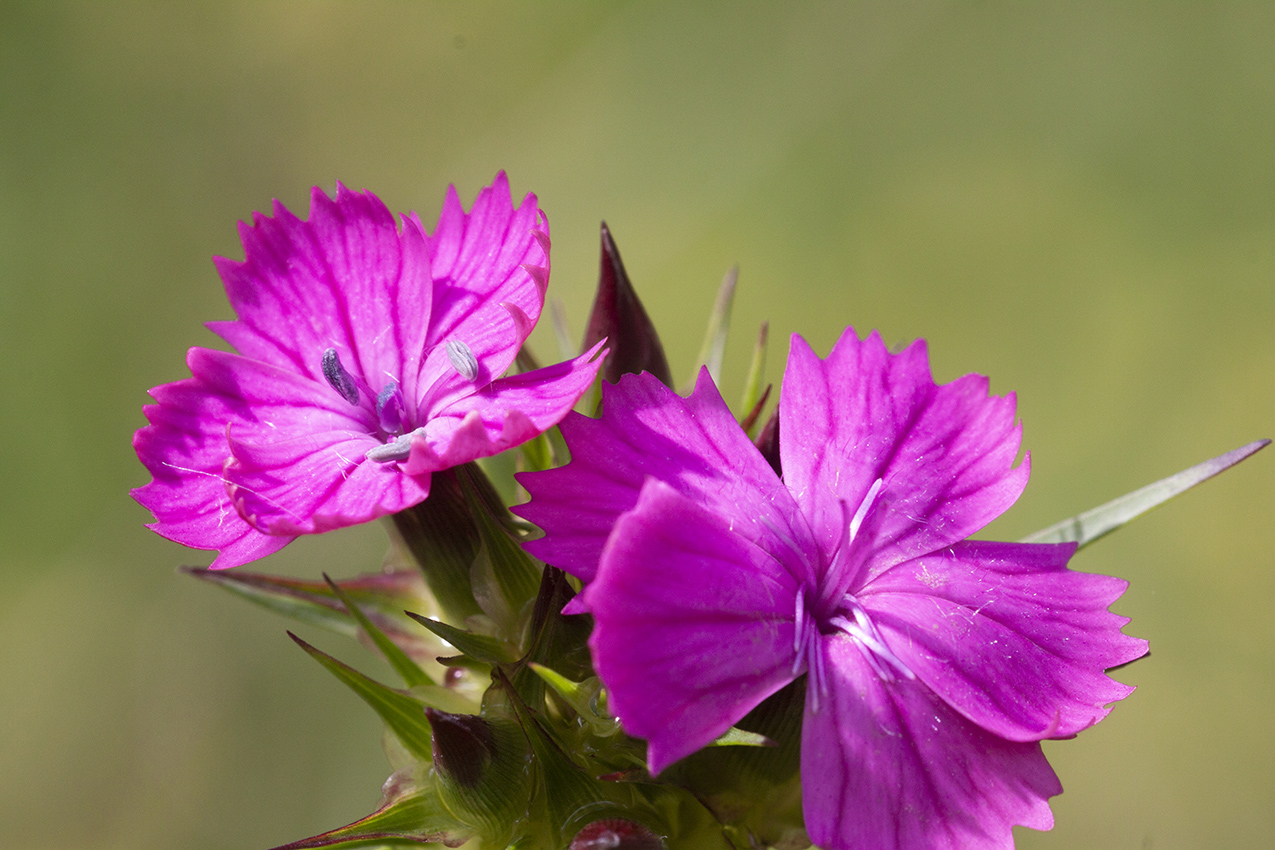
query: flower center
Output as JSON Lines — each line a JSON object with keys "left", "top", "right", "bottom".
{"left": 320, "top": 342, "right": 482, "bottom": 465}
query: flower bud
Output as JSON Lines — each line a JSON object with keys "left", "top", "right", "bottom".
{"left": 425, "top": 708, "right": 530, "bottom": 844}
{"left": 582, "top": 223, "right": 673, "bottom": 386}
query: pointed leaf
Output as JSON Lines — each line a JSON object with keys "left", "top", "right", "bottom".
{"left": 269, "top": 780, "right": 470, "bottom": 849}
{"left": 514, "top": 344, "right": 542, "bottom": 373}
{"left": 404, "top": 612, "right": 517, "bottom": 664}
{"left": 323, "top": 575, "right": 433, "bottom": 688}
{"left": 738, "top": 384, "right": 771, "bottom": 437}
{"left": 687, "top": 265, "right": 738, "bottom": 390}
{"left": 288, "top": 632, "right": 434, "bottom": 762}
{"left": 583, "top": 222, "right": 672, "bottom": 386}
{"left": 183, "top": 567, "right": 444, "bottom": 660}
{"left": 1021, "top": 439, "right": 1270, "bottom": 547}
{"left": 551, "top": 297, "right": 575, "bottom": 361}
{"left": 426, "top": 708, "right": 532, "bottom": 843}
{"left": 737, "top": 322, "right": 769, "bottom": 434}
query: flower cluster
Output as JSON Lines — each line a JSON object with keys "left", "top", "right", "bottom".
{"left": 133, "top": 173, "right": 1245, "bottom": 850}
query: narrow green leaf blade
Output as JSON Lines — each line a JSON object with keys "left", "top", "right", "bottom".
{"left": 269, "top": 782, "right": 469, "bottom": 849}
{"left": 1021, "top": 439, "right": 1270, "bottom": 548}
{"left": 403, "top": 612, "right": 516, "bottom": 664}
{"left": 323, "top": 575, "right": 433, "bottom": 688}
{"left": 688, "top": 265, "right": 738, "bottom": 390}
{"left": 288, "top": 632, "right": 434, "bottom": 762}
{"left": 737, "top": 321, "right": 769, "bottom": 433}
{"left": 182, "top": 567, "right": 428, "bottom": 642}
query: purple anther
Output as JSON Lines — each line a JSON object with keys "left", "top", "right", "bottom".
{"left": 321, "top": 348, "right": 360, "bottom": 405}
{"left": 375, "top": 381, "right": 406, "bottom": 434}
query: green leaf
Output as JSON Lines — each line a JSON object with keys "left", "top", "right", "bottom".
{"left": 288, "top": 632, "right": 434, "bottom": 762}
{"left": 403, "top": 612, "right": 517, "bottom": 665}
{"left": 323, "top": 575, "right": 433, "bottom": 689}
{"left": 687, "top": 265, "right": 738, "bottom": 390}
{"left": 737, "top": 321, "right": 769, "bottom": 435}
{"left": 550, "top": 296, "right": 574, "bottom": 361}
{"left": 708, "top": 727, "right": 775, "bottom": 748}
{"left": 182, "top": 567, "right": 435, "bottom": 650}
{"left": 1021, "top": 439, "right": 1270, "bottom": 548}
{"left": 268, "top": 777, "right": 470, "bottom": 849}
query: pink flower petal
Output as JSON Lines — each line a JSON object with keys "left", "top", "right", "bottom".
{"left": 779, "top": 329, "right": 1029, "bottom": 583}
{"left": 404, "top": 341, "right": 607, "bottom": 475}
{"left": 861, "top": 540, "right": 1148, "bottom": 741}
{"left": 802, "top": 637, "right": 1061, "bottom": 850}
{"left": 583, "top": 479, "right": 800, "bottom": 775}
{"left": 515, "top": 369, "right": 816, "bottom": 584}
{"left": 412, "top": 172, "right": 549, "bottom": 404}
{"left": 225, "top": 431, "right": 430, "bottom": 536}
{"left": 209, "top": 184, "right": 434, "bottom": 406}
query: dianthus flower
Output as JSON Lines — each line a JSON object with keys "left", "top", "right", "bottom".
{"left": 134, "top": 173, "right": 603, "bottom": 568}
{"left": 516, "top": 328, "right": 1147, "bottom": 850}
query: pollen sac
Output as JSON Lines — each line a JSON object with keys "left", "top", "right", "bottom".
{"left": 569, "top": 818, "right": 667, "bottom": 850}
{"left": 321, "top": 347, "right": 360, "bottom": 405}
{"left": 375, "top": 381, "right": 406, "bottom": 434}
{"left": 446, "top": 339, "right": 480, "bottom": 381}
{"left": 366, "top": 431, "right": 416, "bottom": 463}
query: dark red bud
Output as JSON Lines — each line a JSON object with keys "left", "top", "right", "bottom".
{"left": 582, "top": 223, "right": 673, "bottom": 387}
{"left": 569, "top": 818, "right": 666, "bottom": 850}
{"left": 425, "top": 708, "right": 496, "bottom": 788}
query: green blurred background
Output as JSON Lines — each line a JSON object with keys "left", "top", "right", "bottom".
{"left": 1, "top": 3, "right": 1271, "bottom": 848}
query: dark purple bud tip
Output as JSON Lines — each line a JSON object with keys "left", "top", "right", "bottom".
{"left": 425, "top": 707, "right": 496, "bottom": 788}
{"left": 582, "top": 223, "right": 673, "bottom": 387}
{"left": 321, "top": 348, "right": 360, "bottom": 405}
{"left": 569, "top": 819, "right": 666, "bottom": 850}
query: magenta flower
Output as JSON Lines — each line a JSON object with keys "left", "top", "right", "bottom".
{"left": 134, "top": 174, "right": 604, "bottom": 569}
{"left": 516, "top": 329, "right": 1147, "bottom": 850}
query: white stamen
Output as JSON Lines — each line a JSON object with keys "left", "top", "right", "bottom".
{"left": 365, "top": 428, "right": 426, "bottom": 463}
{"left": 848, "top": 477, "right": 884, "bottom": 542}
{"left": 445, "top": 339, "right": 479, "bottom": 381}
{"left": 831, "top": 607, "right": 915, "bottom": 683}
